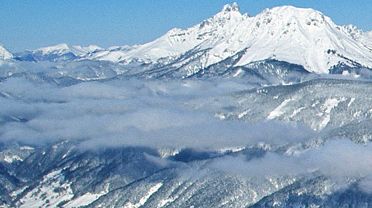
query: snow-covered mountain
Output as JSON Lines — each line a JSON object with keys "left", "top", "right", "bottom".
{"left": 0, "top": 3, "right": 371, "bottom": 84}
{"left": 87, "top": 3, "right": 372, "bottom": 74}
{"left": 15, "top": 43, "right": 103, "bottom": 62}
{"left": 0, "top": 45, "right": 13, "bottom": 60}
{"left": 2, "top": 3, "right": 370, "bottom": 76}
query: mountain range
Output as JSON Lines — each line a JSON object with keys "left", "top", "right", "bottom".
{"left": 1, "top": 3, "right": 372, "bottom": 77}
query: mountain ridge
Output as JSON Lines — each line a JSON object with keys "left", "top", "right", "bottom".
{"left": 3, "top": 3, "right": 372, "bottom": 75}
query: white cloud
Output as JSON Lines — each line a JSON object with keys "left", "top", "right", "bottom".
{"left": 0, "top": 78, "right": 312, "bottom": 148}
{"left": 209, "top": 139, "right": 372, "bottom": 192}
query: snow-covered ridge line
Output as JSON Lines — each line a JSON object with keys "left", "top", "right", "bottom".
{"left": 85, "top": 3, "right": 372, "bottom": 73}
{"left": 3, "top": 3, "right": 372, "bottom": 74}
{"left": 13, "top": 43, "right": 104, "bottom": 62}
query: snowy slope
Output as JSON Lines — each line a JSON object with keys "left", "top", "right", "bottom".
{"left": 89, "top": 3, "right": 246, "bottom": 64}
{"left": 0, "top": 45, "right": 13, "bottom": 60}
{"left": 234, "top": 6, "right": 372, "bottom": 73}
{"left": 89, "top": 3, "right": 372, "bottom": 74}
{"left": 364, "top": 31, "right": 372, "bottom": 49}
{"left": 86, "top": 45, "right": 134, "bottom": 62}
{"left": 342, "top": 25, "right": 372, "bottom": 50}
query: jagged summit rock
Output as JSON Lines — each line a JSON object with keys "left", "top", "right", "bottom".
{"left": 221, "top": 2, "right": 240, "bottom": 13}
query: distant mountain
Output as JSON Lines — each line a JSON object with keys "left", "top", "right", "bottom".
{"left": 15, "top": 44, "right": 103, "bottom": 62}
{"left": 0, "top": 45, "right": 13, "bottom": 60}
{"left": 0, "top": 3, "right": 371, "bottom": 84}
{"left": 87, "top": 3, "right": 372, "bottom": 74}
{"left": 2, "top": 3, "right": 371, "bottom": 78}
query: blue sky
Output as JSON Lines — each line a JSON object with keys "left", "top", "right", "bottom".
{"left": 1, "top": 0, "right": 371, "bottom": 52}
